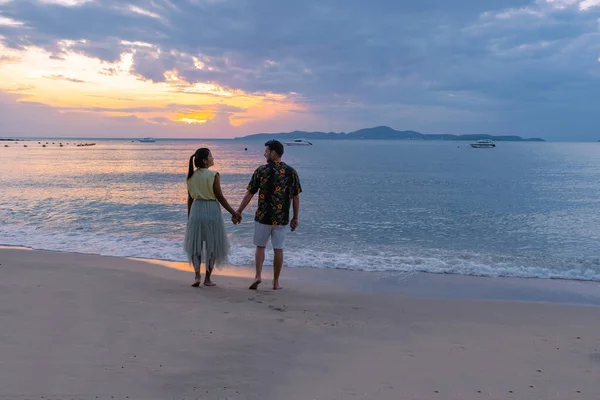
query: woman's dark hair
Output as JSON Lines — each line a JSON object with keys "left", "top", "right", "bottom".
{"left": 187, "top": 148, "right": 211, "bottom": 180}
{"left": 265, "top": 140, "right": 284, "bottom": 157}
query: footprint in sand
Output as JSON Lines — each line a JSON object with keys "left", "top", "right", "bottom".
{"left": 588, "top": 351, "right": 600, "bottom": 363}
{"left": 248, "top": 297, "right": 263, "bottom": 304}
{"left": 268, "top": 305, "right": 287, "bottom": 312}
{"left": 256, "top": 293, "right": 276, "bottom": 302}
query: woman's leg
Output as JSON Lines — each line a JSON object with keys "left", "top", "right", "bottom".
{"left": 204, "top": 253, "right": 216, "bottom": 286}
{"left": 192, "top": 253, "right": 201, "bottom": 287}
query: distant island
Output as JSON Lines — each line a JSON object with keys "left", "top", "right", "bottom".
{"left": 236, "top": 126, "right": 545, "bottom": 142}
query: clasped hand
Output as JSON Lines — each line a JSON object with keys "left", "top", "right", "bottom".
{"left": 231, "top": 212, "right": 243, "bottom": 225}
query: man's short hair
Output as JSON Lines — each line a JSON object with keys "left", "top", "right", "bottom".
{"left": 265, "top": 140, "right": 284, "bottom": 157}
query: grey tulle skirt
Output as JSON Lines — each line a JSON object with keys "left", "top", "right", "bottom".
{"left": 184, "top": 200, "right": 229, "bottom": 265}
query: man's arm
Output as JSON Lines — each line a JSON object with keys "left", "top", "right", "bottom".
{"left": 290, "top": 195, "right": 300, "bottom": 231}
{"left": 237, "top": 190, "right": 255, "bottom": 214}
{"left": 238, "top": 167, "right": 260, "bottom": 215}
{"left": 290, "top": 168, "right": 301, "bottom": 231}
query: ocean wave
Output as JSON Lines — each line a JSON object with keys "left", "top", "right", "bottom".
{"left": 2, "top": 225, "right": 600, "bottom": 282}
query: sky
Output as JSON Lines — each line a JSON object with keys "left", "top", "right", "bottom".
{"left": 0, "top": 0, "right": 599, "bottom": 140}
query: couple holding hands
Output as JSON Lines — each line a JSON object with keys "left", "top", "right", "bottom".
{"left": 184, "top": 140, "right": 302, "bottom": 290}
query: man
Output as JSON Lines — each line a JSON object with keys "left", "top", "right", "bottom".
{"left": 236, "top": 140, "right": 302, "bottom": 290}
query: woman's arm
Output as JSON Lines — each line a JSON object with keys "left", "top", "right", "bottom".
{"left": 213, "top": 173, "right": 241, "bottom": 220}
{"left": 187, "top": 192, "right": 194, "bottom": 217}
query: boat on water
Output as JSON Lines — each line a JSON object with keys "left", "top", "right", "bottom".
{"left": 138, "top": 137, "right": 156, "bottom": 143}
{"left": 470, "top": 139, "right": 495, "bottom": 148}
{"left": 284, "top": 138, "right": 313, "bottom": 146}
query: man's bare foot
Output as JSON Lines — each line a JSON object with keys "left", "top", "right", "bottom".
{"left": 249, "top": 278, "right": 262, "bottom": 290}
{"left": 203, "top": 280, "right": 216, "bottom": 287}
{"left": 272, "top": 281, "right": 282, "bottom": 290}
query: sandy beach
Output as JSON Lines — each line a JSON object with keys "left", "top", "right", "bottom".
{"left": 1, "top": 247, "right": 600, "bottom": 400}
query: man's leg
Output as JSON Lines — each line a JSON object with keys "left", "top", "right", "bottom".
{"left": 273, "top": 249, "right": 283, "bottom": 290}
{"left": 250, "top": 246, "right": 265, "bottom": 289}
{"left": 271, "top": 227, "right": 287, "bottom": 290}
{"left": 250, "top": 222, "right": 270, "bottom": 289}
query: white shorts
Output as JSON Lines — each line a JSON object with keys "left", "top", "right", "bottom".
{"left": 253, "top": 222, "right": 287, "bottom": 249}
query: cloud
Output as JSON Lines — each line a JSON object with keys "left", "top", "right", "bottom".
{"left": 85, "top": 94, "right": 133, "bottom": 101}
{"left": 0, "top": 90, "right": 246, "bottom": 137}
{"left": 19, "top": 102, "right": 246, "bottom": 115}
{"left": 38, "top": 0, "right": 93, "bottom": 6}
{"left": 0, "top": 54, "right": 20, "bottom": 64}
{"left": 43, "top": 74, "right": 89, "bottom": 83}
{"left": 149, "top": 116, "right": 169, "bottom": 125}
{"left": 1, "top": 0, "right": 600, "bottom": 139}
{"left": 7, "top": 84, "right": 35, "bottom": 93}
{"left": 98, "top": 67, "right": 118, "bottom": 76}
{"left": 0, "top": 15, "right": 23, "bottom": 26}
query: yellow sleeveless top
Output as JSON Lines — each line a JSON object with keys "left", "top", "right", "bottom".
{"left": 187, "top": 169, "right": 218, "bottom": 200}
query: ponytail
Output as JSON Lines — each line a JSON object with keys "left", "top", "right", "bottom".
{"left": 187, "top": 154, "right": 195, "bottom": 180}
{"left": 187, "top": 148, "right": 211, "bottom": 180}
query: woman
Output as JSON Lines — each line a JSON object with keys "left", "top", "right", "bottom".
{"left": 184, "top": 148, "right": 241, "bottom": 287}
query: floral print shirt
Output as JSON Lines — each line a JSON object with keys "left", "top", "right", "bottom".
{"left": 247, "top": 161, "right": 302, "bottom": 226}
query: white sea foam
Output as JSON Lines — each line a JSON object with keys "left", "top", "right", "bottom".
{"left": 3, "top": 225, "right": 600, "bottom": 282}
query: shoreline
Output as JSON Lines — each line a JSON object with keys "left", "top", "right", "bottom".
{"left": 2, "top": 229, "right": 598, "bottom": 282}
{"left": 137, "top": 254, "right": 600, "bottom": 307}
{"left": 3, "top": 244, "right": 600, "bottom": 306}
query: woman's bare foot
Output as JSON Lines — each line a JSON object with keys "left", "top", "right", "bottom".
{"left": 249, "top": 278, "right": 262, "bottom": 290}
{"left": 272, "top": 281, "right": 282, "bottom": 290}
{"left": 192, "top": 273, "right": 201, "bottom": 287}
{"left": 204, "top": 263, "right": 216, "bottom": 287}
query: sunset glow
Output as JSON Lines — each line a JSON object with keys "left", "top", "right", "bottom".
{"left": 1, "top": 0, "right": 600, "bottom": 140}
{"left": 0, "top": 42, "right": 303, "bottom": 137}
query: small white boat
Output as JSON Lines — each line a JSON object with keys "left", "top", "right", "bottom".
{"left": 470, "top": 139, "right": 495, "bottom": 148}
{"left": 138, "top": 137, "right": 156, "bottom": 143}
{"left": 284, "top": 138, "right": 312, "bottom": 146}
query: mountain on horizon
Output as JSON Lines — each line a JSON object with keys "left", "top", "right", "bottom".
{"left": 235, "top": 126, "right": 545, "bottom": 142}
